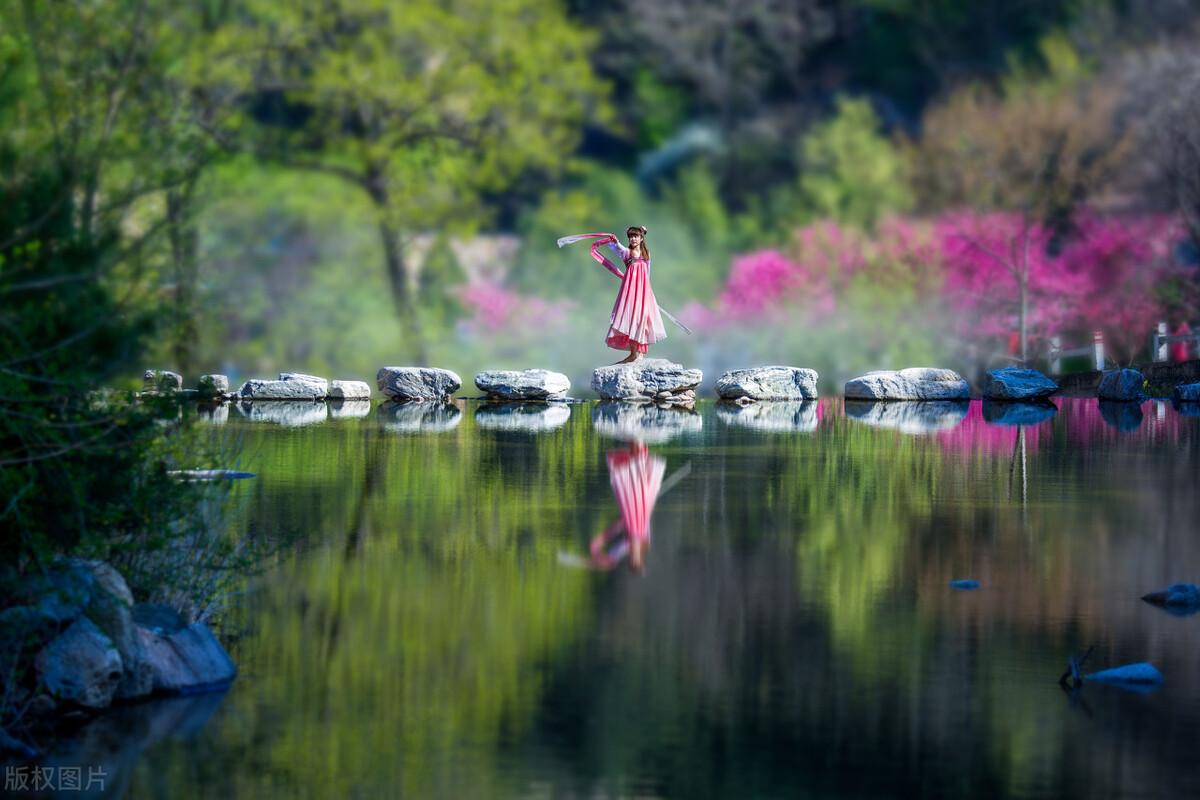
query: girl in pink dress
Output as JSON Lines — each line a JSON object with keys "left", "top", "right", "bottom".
{"left": 557, "top": 226, "right": 668, "bottom": 363}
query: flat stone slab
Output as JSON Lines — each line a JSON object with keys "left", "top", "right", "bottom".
{"left": 377, "top": 367, "right": 461, "bottom": 401}
{"left": 716, "top": 400, "right": 818, "bottom": 432}
{"left": 1097, "top": 368, "right": 1145, "bottom": 401}
{"left": 328, "top": 379, "right": 371, "bottom": 400}
{"left": 238, "top": 378, "right": 326, "bottom": 401}
{"left": 376, "top": 401, "right": 462, "bottom": 432}
{"left": 982, "top": 367, "right": 1058, "bottom": 400}
{"left": 844, "top": 368, "right": 969, "bottom": 400}
{"left": 845, "top": 399, "right": 968, "bottom": 434}
{"left": 1173, "top": 382, "right": 1200, "bottom": 402}
{"left": 475, "top": 403, "right": 571, "bottom": 432}
{"left": 591, "top": 359, "right": 702, "bottom": 400}
{"left": 475, "top": 369, "right": 570, "bottom": 401}
{"left": 981, "top": 400, "right": 1057, "bottom": 427}
{"left": 592, "top": 401, "right": 702, "bottom": 444}
{"left": 716, "top": 366, "right": 818, "bottom": 401}
{"left": 235, "top": 400, "right": 328, "bottom": 427}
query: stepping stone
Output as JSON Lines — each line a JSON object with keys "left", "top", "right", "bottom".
{"left": 844, "top": 368, "right": 969, "bottom": 400}
{"left": 376, "top": 367, "right": 461, "bottom": 401}
{"left": 1097, "top": 368, "right": 1145, "bottom": 401}
{"left": 328, "top": 379, "right": 371, "bottom": 400}
{"left": 591, "top": 358, "right": 702, "bottom": 401}
{"left": 716, "top": 366, "right": 818, "bottom": 401}
{"left": 475, "top": 369, "right": 570, "bottom": 401}
{"left": 982, "top": 367, "right": 1058, "bottom": 400}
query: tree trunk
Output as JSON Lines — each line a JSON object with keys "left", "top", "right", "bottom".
{"left": 167, "top": 185, "right": 199, "bottom": 375}
{"left": 376, "top": 216, "right": 429, "bottom": 366}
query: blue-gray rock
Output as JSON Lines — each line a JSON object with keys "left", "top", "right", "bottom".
{"left": 236, "top": 400, "right": 328, "bottom": 427}
{"left": 981, "top": 400, "right": 1057, "bottom": 427}
{"left": 168, "top": 469, "right": 256, "bottom": 481}
{"left": 1141, "top": 583, "right": 1200, "bottom": 609}
{"left": 716, "top": 400, "right": 818, "bottom": 432}
{"left": 715, "top": 366, "right": 818, "bottom": 401}
{"left": 591, "top": 359, "right": 702, "bottom": 401}
{"left": 1173, "top": 382, "right": 1200, "bottom": 402}
{"left": 197, "top": 374, "right": 229, "bottom": 397}
{"left": 475, "top": 369, "right": 570, "bottom": 401}
{"left": 592, "top": 401, "right": 702, "bottom": 444}
{"left": 1084, "top": 662, "right": 1163, "bottom": 687}
{"left": 35, "top": 617, "right": 123, "bottom": 708}
{"left": 132, "top": 603, "right": 186, "bottom": 635}
{"left": 78, "top": 560, "right": 152, "bottom": 700}
{"left": 949, "top": 579, "right": 981, "bottom": 590}
{"left": 981, "top": 367, "right": 1058, "bottom": 400}
{"left": 475, "top": 403, "right": 571, "bottom": 432}
{"left": 377, "top": 366, "right": 462, "bottom": 401}
{"left": 328, "top": 379, "right": 371, "bottom": 400}
{"left": 1098, "top": 399, "right": 1143, "bottom": 432}
{"left": 844, "top": 368, "right": 970, "bottom": 400}
{"left": 1097, "top": 368, "right": 1145, "bottom": 401}
{"left": 138, "top": 622, "right": 236, "bottom": 694}
{"left": 845, "top": 399, "right": 968, "bottom": 434}
{"left": 143, "top": 370, "right": 183, "bottom": 393}
{"left": 376, "top": 401, "right": 462, "bottom": 432}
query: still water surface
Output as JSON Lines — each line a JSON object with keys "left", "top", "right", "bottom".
{"left": 103, "top": 398, "right": 1200, "bottom": 797}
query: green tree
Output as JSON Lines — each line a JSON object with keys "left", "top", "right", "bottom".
{"left": 203, "top": 0, "right": 609, "bottom": 363}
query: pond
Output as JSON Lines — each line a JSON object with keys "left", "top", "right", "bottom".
{"left": 66, "top": 398, "right": 1200, "bottom": 797}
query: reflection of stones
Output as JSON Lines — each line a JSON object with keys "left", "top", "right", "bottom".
{"left": 376, "top": 401, "right": 462, "bottom": 432}
{"left": 475, "top": 368, "right": 570, "bottom": 401}
{"left": 716, "top": 366, "right": 819, "bottom": 401}
{"left": 716, "top": 400, "right": 818, "bottom": 432}
{"left": 981, "top": 399, "right": 1057, "bottom": 426}
{"left": 1097, "top": 368, "right": 1146, "bottom": 401}
{"left": 1172, "top": 400, "right": 1200, "bottom": 418}
{"left": 475, "top": 403, "right": 571, "bottom": 432}
{"left": 844, "top": 399, "right": 968, "bottom": 434}
{"left": 1173, "top": 382, "right": 1200, "bottom": 402}
{"left": 236, "top": 400, "right": 328, "bottom": 427}
{"left": 328, "top": 379, "right": 372, "bottom": 400}
{"left": 196, "top": 402, "right": 229, "bottom": 425}
{"left": 844, "top": 367, "right": 970, "bottom": 400}
{"left": 197, "top": 374, "right": 229, "bottom": 397}
{"left": 329, "top": 399, "right": 372, "bottom": 419}
{"left": 591, "top": 358, "right": 702, "bottom": 402}
{"left": 1098, "top": 399, "right": 1144, "bottom": 431}
{"left": 377, "top": 366, "right": 461, "bottom": 400}
{"left": 592, "top": 401, "right": 702, "bottom": 443}
{"left": 982, "top": 367, "right": 1058, "bottom": 400}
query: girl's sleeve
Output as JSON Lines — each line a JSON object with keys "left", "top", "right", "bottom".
{"left": 606, "top": 239, "right": 630, "bottom": 261}
{"left": 590, "top": 235, "right": 626, "bottom": 279}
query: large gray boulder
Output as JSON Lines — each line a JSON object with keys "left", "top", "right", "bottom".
{"left": 236, "top": 400, "right": 328, "bottom": 427}
{"left": 716, "top": 400, "right": 819, "bottom": 432}
{"left": 982, "top": 367, "right": 1058, "bottom": 400}
{"left": 238, "top": 377, "right": 327, "bottom": 401}
{"left": 845, "top": 368, "right": 970, "bottom": 400}
{"left": 591, "top": 359, "right": 702, "bottom": 401}
{"left": 376, "top": 401, "right": 462, "bottom": 432}
{"left": 79, "top": 561, "right": 152, "bottom": 700}
{"left": 35, "top": 617, "right": 123, "bottom": 708}
{"left": 475, "top": 403, "right": 571, "bottom": 432}
{"left": 1172, "top": 382, "right": 1200, "bottom": 402}
{"left": 377, "top": 367, "right": 461, "bottom": 401}
{"left": 143, "top": 370, "right": 183, "bottom": 393}
{"left": 138, "top": 622, "right": 236, "bottom": 694}
{"left": 1097, "top": 368, "right": 1145, "bottom": 401}
{"left": 716, "top": 366, "right": 818, "bottom": 401}
{"left": 197, "top": 374, "right": 230, "bottom": 397}
{"left": 592, "top": 401, "right": 702, "bottom": 444}
{"left": 328, "top": 379, "right": 371, "bottom": 400}
{"left": 475, "top": 369, "right": 570, "bottom": 401}
{"left": 845, "top": 399, "right": 968, "bottom": 434}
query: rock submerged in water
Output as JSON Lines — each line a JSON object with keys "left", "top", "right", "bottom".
{"left": 1173, "top": 382, "right": 1200, "bottom": 402}
{"left": 475, "top": 369, "right": 570, "bottom": 401}
{"left": 1084, "top": 662, "right": 1163, "bottom": 687}
{"left": 949, "top": 579, "right": 980, "bottom": 590}
{"left": 716, "top": 366, "right": 818, "bottom": 401}
{"left": 591, "top": 359, "right": 702, "bottom": 403}
{"left": 1141, "top": 583, "right": 1200, "bottom": 611}
{"left": 845, "top": 399, "right": 968, "bottom": 434}
{"left": 1097, "top": 368, "right": 1145, "bottom": 401}
{"left": 716, "top": 400, "right": 818, "bottom": 433}
{"left": 844, "top": 368, "right": 969, "bottom": 400}
{"left": 982, "top": 367, "right": 1058, "bottom": 400}
{"left": 377, "top": 366, "right": 461, "bottom": 401}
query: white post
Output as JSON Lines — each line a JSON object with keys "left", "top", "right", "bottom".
{"left": 1093, "top": 331, "right": 1104, "bottom": 371}
{"left": 1050, "top": 335, "right": 1062, "bottom": 376}
{"left": 1154, "top": 321, "right": 1168, "bottom": 363}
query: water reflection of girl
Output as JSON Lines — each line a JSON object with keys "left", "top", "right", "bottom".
{"left": 589, "top": 442, "right": 666, "bottom": 573}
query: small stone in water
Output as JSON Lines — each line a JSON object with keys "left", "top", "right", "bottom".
{"left": 949, "top": 579, "right": 981, "bottom": 590}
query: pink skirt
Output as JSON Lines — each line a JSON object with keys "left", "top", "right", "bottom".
{"left": 606, "top": 259, "right": 667, "bottom": 353}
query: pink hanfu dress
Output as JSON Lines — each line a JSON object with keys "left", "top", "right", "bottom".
{"left": 598, "top": 239, "right": 668, "bottom": 354}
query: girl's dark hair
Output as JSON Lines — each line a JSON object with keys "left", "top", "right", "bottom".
{"left": 625, "top": 225, "right": 648, "bottom": 263}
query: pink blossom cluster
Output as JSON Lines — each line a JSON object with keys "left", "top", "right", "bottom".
{"left": 457, "top": 281, "right": 573, "bottom": 334}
